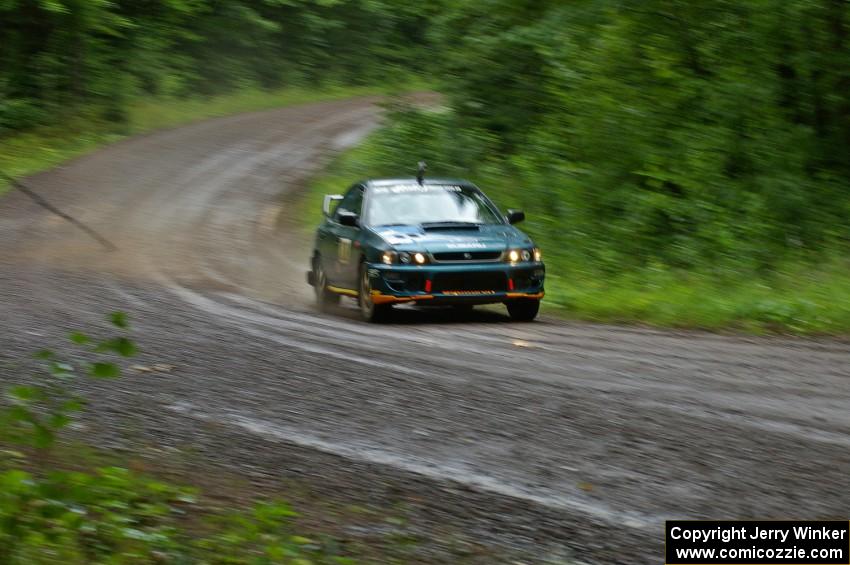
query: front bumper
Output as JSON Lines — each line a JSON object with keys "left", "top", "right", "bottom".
{"left": 365, "top": 261, "right": 545, "bottom": 305}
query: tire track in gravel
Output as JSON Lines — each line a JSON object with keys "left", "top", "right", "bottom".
{"left": 1, "top": 95, "right": 850, "bottom": 564}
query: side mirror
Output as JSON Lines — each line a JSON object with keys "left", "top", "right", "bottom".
{"left": 337, "top": 210, "right": 359, "bottom": 227}
{"left": 506, "top": 209, "right": 526, "bottom": 224}
{"left": 323, "top": 194, "right": 344, "bottom": 217}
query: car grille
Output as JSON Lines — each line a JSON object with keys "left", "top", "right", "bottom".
{"left": 432, "top": 251, "right": 502, "bottom": 263}
{"left": 432, "top": 272, "right": 507, "bottom": 293}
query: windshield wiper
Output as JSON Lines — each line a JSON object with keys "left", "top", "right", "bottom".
{"left": 420, "top": 221, "right": 483, "bottom": 227}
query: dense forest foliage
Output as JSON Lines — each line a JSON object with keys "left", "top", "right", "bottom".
{"left": 0, "top": 0, "right": 436, "bottom": 131}
{"left": 369, "top": 0, "right": 850, "bottom": 276}
{"left": 3, "top": 0, "right": 850, "bottom": 327}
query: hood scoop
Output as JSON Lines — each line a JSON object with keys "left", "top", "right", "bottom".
{"left": 421, "top": 222, "right": 481, "bottom": 232}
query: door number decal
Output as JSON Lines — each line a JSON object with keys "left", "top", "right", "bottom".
{"left": 338, "top": 238, "right": 352, "bottom": 264}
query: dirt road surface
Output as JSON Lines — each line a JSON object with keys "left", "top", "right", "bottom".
{"left": 2, "top": 97, "right": 849, "bottom": 564}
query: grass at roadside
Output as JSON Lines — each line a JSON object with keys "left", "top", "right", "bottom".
{"left": 0, "top": 312, "right": 483, "bottom": 565}
{"left": 300, "top": 132, "right": 850, "bottom": 335}
{"left": 0, "top": 438, "right": 488, "bottom": 565}
{"left": 0, "top": 84, "right": 412, "bottom": 196}
{"left": 543, "top": 263, "right": 850, "bottom": 334}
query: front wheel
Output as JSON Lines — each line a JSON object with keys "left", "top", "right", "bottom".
{"left": 359, "top": 264, "right": 391, "bottom": 323}
{"left": 505, "top": 299, "right": 540, "bottom": 322}
{"left": 314, "top": 257, "right": 339, "bottom": 312}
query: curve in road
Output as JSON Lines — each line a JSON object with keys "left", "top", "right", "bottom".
{"left": 1, "top": 96, "right": 849, "bottom": 564}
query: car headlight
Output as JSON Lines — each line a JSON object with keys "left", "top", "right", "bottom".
{"left": 506, "top": 248, "right": 536, "bottom": 263}
{"left": 533, "top": 247, "right": 542, "bottom": 262}
{"left": 381, "top": 251, "right": 428, "bottom": 265}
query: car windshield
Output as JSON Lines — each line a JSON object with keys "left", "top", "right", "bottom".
{"left": 366, "top": 184, "right": 503, "bottom": 226}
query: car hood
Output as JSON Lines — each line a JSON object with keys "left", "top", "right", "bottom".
{"left": 373, "top": 223, "right": 532, "bottom": 253}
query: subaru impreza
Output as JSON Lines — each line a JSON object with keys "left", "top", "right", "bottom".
{"left": 307, "top": 177, "right": 545, "bottom": 322}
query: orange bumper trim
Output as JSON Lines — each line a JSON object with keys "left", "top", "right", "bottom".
{"left": 370, "top": 291, "right": 544, "bottom": 304}
{"left": 371, "top": 292, "right": 435, "bottom": 305}
{"left": 505, "top": 292, "right": 545, "bottom": 299}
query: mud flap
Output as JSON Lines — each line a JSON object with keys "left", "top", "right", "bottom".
{"left": 306, "top": 270, "right": 315, "bottom": 286}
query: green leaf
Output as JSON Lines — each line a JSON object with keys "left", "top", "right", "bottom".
{"left": 5, "top": 405, "right": 35, "bottom": 424}
{"left": 109, "top": 312, "right": 129, "bottom": 329}
{"left": 90, "top": 362, "right": 120, "bottom": 379}
{"left": 32, "top": 424, "right": 54, "bottom": 449}
{"left": 61, "top": 398, "right": 85, "bottom": 412}
{"left": 69, "top": 331, "right": 90, "bottom": 345}
{"left": 97, "top": 337, "right": 137, "bottom": 357}
{"left": 0, "top": 469, "right": 34, "bottom": 491}
{"left": 49, "top": 413, "right": 71, "bottom": 430}
{"left": 8, "top": 385, "right": 42, "bottom": 402}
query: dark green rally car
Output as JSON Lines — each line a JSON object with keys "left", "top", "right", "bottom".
{"left": 307, "top": 176, "right": 545, "bottom": 322}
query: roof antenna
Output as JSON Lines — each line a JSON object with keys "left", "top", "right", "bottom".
{"left": 417, "top": 161, "right": 427, "bottom": 185}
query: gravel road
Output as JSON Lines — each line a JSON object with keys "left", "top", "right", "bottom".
{"left": 1, "top": 97, "right": 849, "bottom": 564}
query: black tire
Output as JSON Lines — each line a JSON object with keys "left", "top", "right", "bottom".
{"left": 358, "top": 263, "right": 391, "bottom": 322}
{"left": 506, "top": 299, "right": 540, "bottom": 322}
{"left": 313, "top": 257, "right": 339, "bottom": 311}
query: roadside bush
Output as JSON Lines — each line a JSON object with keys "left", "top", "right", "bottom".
{"left": 0, "top": 99, "right": 48, "bottom": 134}
{"left": 0, "top": 313, "right": 356, "bottom": 564}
